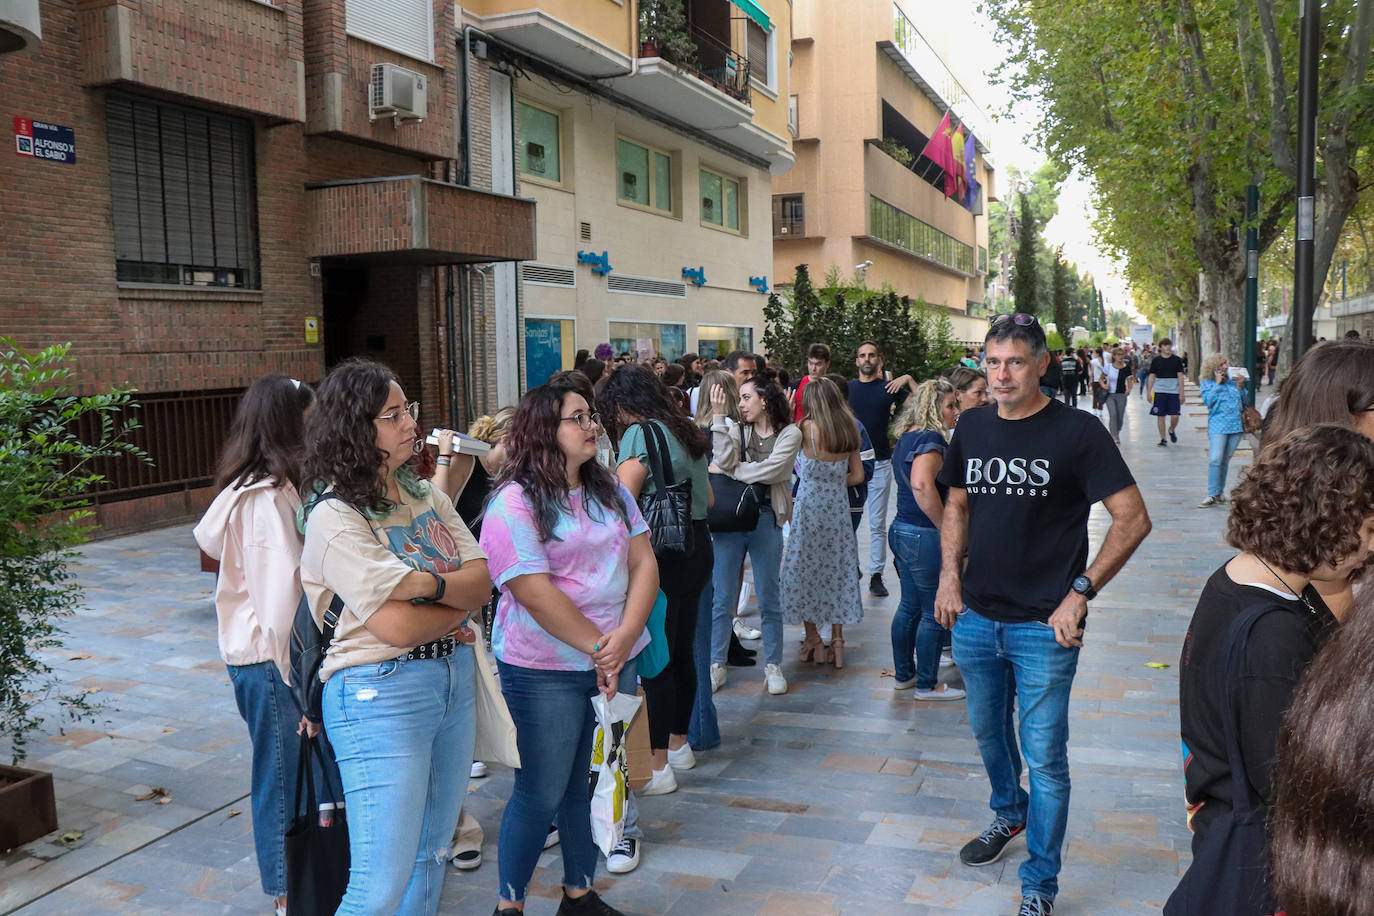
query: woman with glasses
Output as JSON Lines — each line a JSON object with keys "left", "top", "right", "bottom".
{"left": 299, "top": 360, "right": 493, "bottom": 915}
{"left": 481, "top": 376, "right": 658, "bottom": 916}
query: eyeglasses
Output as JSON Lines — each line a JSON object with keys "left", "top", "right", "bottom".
{"left": 989, "top": 313, "right": 1040, "bottom": 327}
{"left": 560, "top": 412, "right": 602, "bottom": 431}
{"left": 376, "top": 401, "right": 420, "bottom": 424}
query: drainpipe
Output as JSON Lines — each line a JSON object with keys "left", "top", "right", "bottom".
{"left": 460, "top": 26, "right": 474, "bottom": 186}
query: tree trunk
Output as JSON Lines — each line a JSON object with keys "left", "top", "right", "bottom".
{"left": 1199, "top": 257, "right": 1247, "bottom": 365}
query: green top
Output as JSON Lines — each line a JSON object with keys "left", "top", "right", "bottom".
{"left": 617, "top": 420, "right": 710, "bottom": 520}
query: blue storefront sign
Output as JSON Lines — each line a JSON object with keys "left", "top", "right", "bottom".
{"left": 14, "top": 117, "right": 76, "bottom": 164}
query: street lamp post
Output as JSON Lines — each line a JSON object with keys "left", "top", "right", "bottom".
{"left": 1292, "top": 0, "right": 1319, "bottom": 365}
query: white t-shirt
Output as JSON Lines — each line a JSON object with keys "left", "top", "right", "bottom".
{"left": 301, "top": 482, "right": 486, "bottom": 680}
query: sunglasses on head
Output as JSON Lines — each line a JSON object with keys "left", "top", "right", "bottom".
{"left": 989, "top": 313, "right": 1040, "bottom": 327}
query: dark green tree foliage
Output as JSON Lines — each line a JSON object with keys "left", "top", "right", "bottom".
{"left": 1013, "top": 194, "right": 1040, "bottom": 315}
{"left": 765, "top": 265, "right": 961, "bottom": 380}
{"left": 0, "top": 340, "right": 145, "bottom": 762}
{"left": 1052, "top": 252, "right": 1072, "bottom": 344}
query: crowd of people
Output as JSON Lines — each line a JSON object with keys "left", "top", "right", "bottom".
{"left": 191, "top": 310, "right": 1374, "bottom": 916}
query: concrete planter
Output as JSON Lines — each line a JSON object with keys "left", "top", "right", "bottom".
{"left": 0, "top": 764, "right": 58, "bottom": 852}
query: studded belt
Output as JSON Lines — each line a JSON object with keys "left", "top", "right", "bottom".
{"left": 405, "top": 636, "right": 455, "bottom": 661}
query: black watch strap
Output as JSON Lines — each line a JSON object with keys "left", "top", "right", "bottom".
{"left": 409, "top": 571, "right": 446, "bottom": 605}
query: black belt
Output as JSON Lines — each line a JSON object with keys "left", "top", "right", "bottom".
{"left": 405, "top": 636, "right": 456, "bottom": 661}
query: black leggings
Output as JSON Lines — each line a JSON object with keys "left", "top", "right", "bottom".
{"left": 641, "top": 521, "right": 712, "bottom": 750}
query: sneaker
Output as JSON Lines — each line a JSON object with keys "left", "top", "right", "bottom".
{"left": 1170, "top": 430, "right": 1178, "bottom": 443}
{"left": 959, "top": 817, "right": 1026, "bottom": 866}
{"left": 451, "top": 847, "right": 482, "bottom": 870}
{"left": 869, "top": 574, "right": 890, "bottom": 597}
{"left": 764, "top": 663, "right": 788, "bottom": 695}
{"left": 544, "top": 824, "right": 560, "bottom": 849}
{"left": 605, "top": 837, "right": 640, "bottom": 874}
{"left": 556, "top": 889, "right": 626, "bottom": 915}
{"left": 493, "top": 907, "right": 522, "bottom": 916}
{"left": 709, "top": 663, "right": 727, "bottom": 693}
{"left": 1157, "top": 439, "right": 1168, "bottom": 447}
{"left": 1197, "top": 496, "right": 1220, "bottom": 508}
{"left": 1018, "top": 894, "right": 1054, "bottom": 916}
{"left": 914, "top": 685, "right": 966, "bottom": 701}
{"left": 639, "top": 765, "right": 678, "bottom": 796}
{"left": 667, "top": 743, "right": 696, "bottom": 770}
{"left": 892, "top": 675, "right": 917, "bottom": 690}
{"left": 733, "top": 617, "right": 761, "bottom": 641}
{"left": 470, "top": 760, "right": 489, "bottom": 779}
{"left": 940, "top": 649, "right": 956, "bottom": 669}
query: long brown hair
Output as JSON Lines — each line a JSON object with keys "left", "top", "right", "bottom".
{"left": 216, "top": 374, "right": 314, "bottom": 491}
{"left": 799, "top": 376, "right": 860, "bottom": 453}
{"left": 1263, "top": 339, "right": 1374, "bottom": 457}
{"left": 595, "top": 364, "right": 709, "bottom": 458}
{"left": 694, "top": 369, "right": 739, "bottom": 428}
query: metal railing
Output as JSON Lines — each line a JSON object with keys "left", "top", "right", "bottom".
{"left": 658, "top": 25, "right": 752, "bottom": 105}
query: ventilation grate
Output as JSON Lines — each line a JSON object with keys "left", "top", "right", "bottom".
{"left": 579, "top": 221, "right": 592, "bottom": 241}
{"left": 521, "top": 263, "right": 576, "bottom": 287}
{"left": 607, "top": 274, "right": 687, "bottom": 298}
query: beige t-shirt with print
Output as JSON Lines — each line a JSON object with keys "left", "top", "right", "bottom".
{"left": 301, "top": 483, "right": 486, "bottom": 681}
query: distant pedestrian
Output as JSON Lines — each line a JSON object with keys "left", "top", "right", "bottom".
{"left": 1197, "top": 353, "right": 1246, "bottom": 508}
{"left": 935, "top": 314, "right": 1151, "bottom": 915}
{"left": 1266, "top": 341, "right": 1280, "bottom": 387}
{"left": 1147, "top": 338, "right": 1186, "bottom": 445}
{"left": 1057, "top": 349, "right": 1079, "bottom": 408}
{"left": 948, "top": 365, "right": 990, "bottom": 411}
{"left": 1102, "top": 347, "right": 1135, "bottom": 444}
{"left": 793, "top": 343, "right": 831, "bottom": 421}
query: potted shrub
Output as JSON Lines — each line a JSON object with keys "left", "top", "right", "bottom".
{"left": 0, "top": 338, "right": 144, "bottom": 850}
{"left": 639, "top": 0, "right": 697, "bottom": 68}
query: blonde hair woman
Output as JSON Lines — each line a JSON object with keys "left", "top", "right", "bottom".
{"left": 888, "top": 379, "right": 965, "bottom": 700}
{"left": 781, "top": 377, "right": 865, "bottom": 669}
{"left": 1197, "top": 353, "right": 1247, "bottom": 508}
{"left": 694, "top": 369, "right": 739, "bottom": 428}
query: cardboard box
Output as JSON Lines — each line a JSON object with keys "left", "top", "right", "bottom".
{"left": 625, "top": 687, "right": 651, "bottom": 792}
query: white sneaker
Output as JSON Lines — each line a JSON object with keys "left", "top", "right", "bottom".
{"left": 764, "top": 663, "right": 788, "bottom": 695}
{"left": 914, "top": 685, "right": 966, "bottom": 701}
{"left": 450, "top": 847, "right": 481, "bottom": 870}
{"left": 709, "top": 663, "right": 727, "bottom": 693}
{"left": 666, "top": 744, "right": 696, "bottom": 770}
{"left": 469, "top": 760, "right": 489, "bottom": 779}
{"left": 893, "top": 675, "right": 917, "bottom": 690}
{"left": 639, "top": 764, "right": 678, "bottom": 796}
{"left": 940, "top": 649, "right": 956, "bottom": 669}
{"left": 606, "top": 837, "right": 640, "bottom": 874}
{"left": 733, "top": 617, "right": 761, "bottom": 641}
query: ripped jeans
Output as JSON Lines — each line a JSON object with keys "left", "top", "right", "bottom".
{"left": 322, "top": 648, "right": 476, "bottom": 916}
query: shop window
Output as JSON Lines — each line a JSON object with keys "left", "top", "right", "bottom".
{"left": 609, "top": 320, "right": 687, "bottom": 362}
{"left": 696, "top": 325, "right": 754, "bottom": 360}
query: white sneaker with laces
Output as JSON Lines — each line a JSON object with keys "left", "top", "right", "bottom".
{"left": 666, "top": 744, "right": 696, "bottom": 770}
{"left": 606, "top": 837, "right": 640, "bottom": 874}
{"left": 733, "top": 617, "right": 761, "bottom": 641}
{"left": 639, "top": 764, "right": 678, "bottom": 796}
{"left": 764, "top": 663, "right": 788, "bottom": 695}
{"left": 469, "top": 760, "right": 488, "bottom": 779}
{"left": 709, "top": 663, "right": 727, "bottom": 693}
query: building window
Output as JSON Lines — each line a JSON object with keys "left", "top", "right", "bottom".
{"left": 106, "top": 95, "right": 259, "bottom": 289}
{"left": 609, "top": 320, "right": 687, "bottom": 362}
{"left": 518, "top": 101, "right": 562, "bottom": 183}
{"left": 345, "top": 0, "right": 433, "bottom": 63}
{"left": 772, "top": 194, "right": 804, "bottom": 237}
{"left": 788, "top": 94, "right": 799, "bottom": 137}
{"left": 616, "top": 138, "right": 672, "bottom": 212}
{"left": 746, "top": 21, "right": 771, "bottom": 89}
{"left": 868, "top": 195, "right": 975, "bottom": 275}
{"left": 700, "top": 168, "right": 741, "bottom": 232}
{"left": 697, "top": 325, "right": 754, "bottom": 360}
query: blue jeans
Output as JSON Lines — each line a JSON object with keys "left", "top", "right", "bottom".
{"left": 496, "top": 657, "right": 639, "bottom": 903}
{"left": 952, "top": 608, "right": 1080, "bottom": 900}
{"left": 227, "top": 661, "right": 300, "bottom": 897}
{"left": 887, "top": 523, "right": 943, "bottom": 689}
{"left": 865, "top": 459, "right": 893, "bottom": 574}
{"left": 688, "top": 583, "right": 720, "bottom": 749}
{"left": 322, "top": 649, "right": 476, "bottom": 916}
{"left": 1208, "top": 431, "right": 1242, "bottom": 498}
{"left": 710, "top": 506, "right": 784, "bottom": 666}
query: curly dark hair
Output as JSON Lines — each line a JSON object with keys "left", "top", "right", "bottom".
{"left": 1272, "top": 584, "right": 1374, "bottom": 915}
{"left": 492, "top": 376, "right": 628, "bottom": 543}
{"left": 596, "top": 364, "right": 709, "bottom": 459}
{"left": 1262, "top": 339, "right": 1374, "bottom": 457}
{"left": 743, "top": 375, "right": 792, "bottom": 432}
{"left": 1226, "top": 424, "right": 1374, "bottom": 575}
{"left": 215, "top": 374, "right": 314, "bottom": 491}
{"left": 301, "top": 359, "right": 426, "bottom": 517}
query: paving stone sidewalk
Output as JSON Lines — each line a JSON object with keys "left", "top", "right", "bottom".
{"left": 2, "top": 386, "right": 1243, "bottom": 915}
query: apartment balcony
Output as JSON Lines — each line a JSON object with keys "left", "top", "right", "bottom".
{"left": 602, "top": 24, "right": 753, "bottom": 135}
{"left": 472, "top": 3, "right": 632, "bottom": 79}
{"left": 306, "top": 177, "right": 536, "bottom": 265}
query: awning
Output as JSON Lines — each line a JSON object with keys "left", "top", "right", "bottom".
{"left": 730, "top": 0, "right": 770, "bottom": 31}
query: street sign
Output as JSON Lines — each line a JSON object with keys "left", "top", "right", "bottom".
{"left": 14, "top": 117, "right": 76, "bottom": 164}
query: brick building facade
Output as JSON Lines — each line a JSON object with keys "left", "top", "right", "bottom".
{"left": 0, "top": 0, "right": 534, "bottom": 532}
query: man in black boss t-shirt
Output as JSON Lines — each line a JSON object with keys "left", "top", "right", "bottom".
{"left": 934, "top": 314, "right": 1152, "bottom": 915}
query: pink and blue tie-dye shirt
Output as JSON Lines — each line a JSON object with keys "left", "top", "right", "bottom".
{"left": 479, "top": 481, "right": 651, "bottom": 670}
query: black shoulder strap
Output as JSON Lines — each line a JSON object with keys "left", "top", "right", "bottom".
{"left": 1218, "top": 601, "right": 1290, "bottom": 816}
{"left": 643, "top": 421, "right": 677, "bottom": 486}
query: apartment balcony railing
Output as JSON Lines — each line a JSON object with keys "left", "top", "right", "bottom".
{"left": 661, "top": 25, "right": 752, "bottom": 106}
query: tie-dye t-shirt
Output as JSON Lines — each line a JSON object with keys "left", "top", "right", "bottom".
{"left": 480, "top": 481, "right": 651, "bottom": 671}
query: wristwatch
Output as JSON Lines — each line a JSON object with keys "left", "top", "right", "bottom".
{"left": 1071, "top": 574, "right": 1097, "bottom": 600}
{"left": 409, "top": 571, "right": 446, "bottom": 605}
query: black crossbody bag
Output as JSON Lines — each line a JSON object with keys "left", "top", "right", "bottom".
{"left": 706, "top": 423, "right": 762, "bottom": 533}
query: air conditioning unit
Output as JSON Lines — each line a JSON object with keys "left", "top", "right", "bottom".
{"left": 370, "top": 63, "right": 427, "bottom": 124}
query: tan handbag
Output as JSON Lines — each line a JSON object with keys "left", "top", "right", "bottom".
{"left": 469, "top": 621, "right": 521, "bottom": 768}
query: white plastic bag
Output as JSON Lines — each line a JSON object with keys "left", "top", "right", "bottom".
{"left": 588, "top": 691, "right": 642, "bottom": 857}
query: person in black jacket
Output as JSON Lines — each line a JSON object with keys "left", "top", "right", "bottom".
{"left": 1057, "top": 350, "right": 1079, "bottom": 408}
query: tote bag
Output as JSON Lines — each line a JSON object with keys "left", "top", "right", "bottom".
{"left": 634, "top": 590, "right": 670, "bottom": 679}
{"left": 470, "top": 621, "right": 520, "bottom": 768}
{"left": 635, "top": 421, "right": 693, "bottom": 555}
{"left": 284, "top": 734, "right": 350, "bottom": 916}
{"left": 1164, "top": 603, "right": 1285, "bottom": 916}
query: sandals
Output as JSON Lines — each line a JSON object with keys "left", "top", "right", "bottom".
{"left": 799, "top": 635, "right": 829, "bottom": 664}
{"left": 829, "top": 637, "right": 845, "bottom": 669}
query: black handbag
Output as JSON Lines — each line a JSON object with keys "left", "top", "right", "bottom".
{"left": 706, "top": 424, "right": 761, "bottom": 533}
{"left": 284, "top": 733, "right": 351, "bottom": 916}
{"left": 1164, "top": 603, "right": 1285, "bottom": 916}
{"left": 636, "top": 421, "right": 694, "bottom": 555}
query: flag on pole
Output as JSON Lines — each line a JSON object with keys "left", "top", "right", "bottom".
{"left": 919, "top": 111, "right": 958, "bottom": 198}
{"left": 963, "top": 134, "right": 981, "bottom": 212}
{"left": 951, "top": 126, "right": 968, "bottom": 201}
